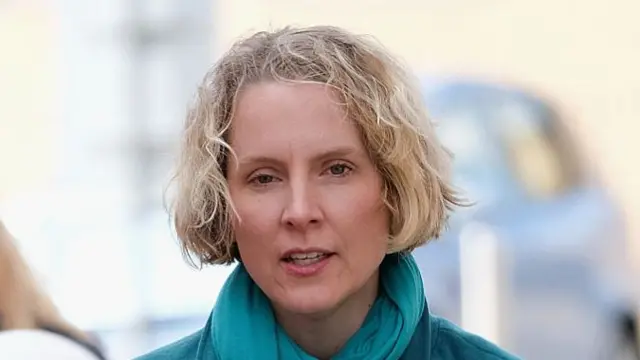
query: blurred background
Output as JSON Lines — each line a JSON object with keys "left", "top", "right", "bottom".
{"left": 1, "top": 1, "right": 639, "bottom": 359}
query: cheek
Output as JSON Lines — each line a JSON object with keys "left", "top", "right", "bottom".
{"left": 330, "top": 179, "right": 387, "bottom": 224}
{"left": 233, "top": 218, "right": 272, "bottom": 276}
{"left": 232, "top": 191, "right": 278, "bottom": 229}
{"left": 338, "top": 200, "right": 389, "bottom": 283}
{"left": 231, "top": 194, "right": 281, "bottom": 254}
{"left": 326, "top": 184, "right": 389, "bottom": 248}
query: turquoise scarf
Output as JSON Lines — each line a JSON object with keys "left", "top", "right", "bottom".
{"left": 209, "top": 253, "right": 425, "bottom": 360}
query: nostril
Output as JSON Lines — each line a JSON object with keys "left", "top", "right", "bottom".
{"left": 285, "top": 218, "right": 320, "bottom": 229}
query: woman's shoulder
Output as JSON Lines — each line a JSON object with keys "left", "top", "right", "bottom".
{"left": 134, "top": 330, "right": 205, "bottom": 360}
{"left": 429, "top": 316, "right": 520, "bottom": 360}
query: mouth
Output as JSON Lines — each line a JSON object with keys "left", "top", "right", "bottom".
{"left": 281, "top": 251, "right": 335, "bottom": 266}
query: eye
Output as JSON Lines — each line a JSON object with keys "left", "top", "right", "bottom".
{"left": 326, "top": 163, "right": 353, "bottom": 177}
{"left": 249, "top": 174, "right": 278, "bottom": 186}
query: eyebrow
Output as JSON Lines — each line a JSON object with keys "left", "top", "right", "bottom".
{"left": 237, "top": 146, "right": 362, "bottom": 167}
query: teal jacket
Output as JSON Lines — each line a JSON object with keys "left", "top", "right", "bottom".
{"left": 137, "top": 304, "right": 519, "bottom": 360}
{"left": 403, "top": 308, "right": 519, "bottom": 359}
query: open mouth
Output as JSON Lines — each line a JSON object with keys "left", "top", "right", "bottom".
{"left": 282, "top": 252, "right": 334, "bottom": 266}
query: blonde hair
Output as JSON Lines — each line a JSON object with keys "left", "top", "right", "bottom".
{"left": 0, "top": 221, "right": 88, "bottom": 342}
{"left": 172, "top": 25, "right": 463, "bottom": 266}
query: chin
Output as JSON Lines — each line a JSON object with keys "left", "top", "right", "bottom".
{"left": 273, "top": 286, "right": 342, "bottom": 316}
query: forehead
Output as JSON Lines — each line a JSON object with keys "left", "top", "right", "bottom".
{"left": 229, "top": 82, "right": 364, "bottom": 155}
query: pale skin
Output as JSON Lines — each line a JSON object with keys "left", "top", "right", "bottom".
{"left": 226, "top": 81, "right": 390, "bottom": 359}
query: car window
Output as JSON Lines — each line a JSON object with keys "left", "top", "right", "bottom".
{"left": 429, "top": 86, "right": 583, "bottom": 205}
{"left": 492, "top": 98, "right": 583, "bottom": 199}
{"left": 435, "top": 108, "right": 513, "bottom": 207}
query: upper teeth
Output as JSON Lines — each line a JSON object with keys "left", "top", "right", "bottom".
{"left": 289, "top": 252, "right": 325, "bottom": 260}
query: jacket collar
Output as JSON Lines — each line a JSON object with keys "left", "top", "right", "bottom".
{"left": 400, "top": 301, "right": 433, "bottom": 360}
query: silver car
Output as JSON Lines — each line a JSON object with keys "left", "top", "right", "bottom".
{"left": 413, "top": 78, "right": 639, "bottom": 359}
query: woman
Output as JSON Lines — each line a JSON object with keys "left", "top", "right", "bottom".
{"left": 138, "top": 26, "right": 519, "bottom": 359}
{"left": 0, "top": 221, "right": 106, "bottom": 360}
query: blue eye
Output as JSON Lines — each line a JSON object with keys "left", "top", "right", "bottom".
{"left": 328, "top": 163, "right": 352, "bottom": 176}
{"left": 251, "top": 174, "right": 275, "bottom": 185}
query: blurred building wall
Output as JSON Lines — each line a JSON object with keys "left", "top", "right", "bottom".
{"left": 214, "top": 0, "right": 640, "bottom": 268}
{"left": 0, "top": 4, "right": 59, "bottom": 199}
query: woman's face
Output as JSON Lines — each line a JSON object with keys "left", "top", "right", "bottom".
{"left": 227, "top": 82, "right": 389, "bottom": 316}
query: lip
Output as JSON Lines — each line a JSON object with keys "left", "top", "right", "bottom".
{"left": 281, "top": 247, "right": 334, "bottom": 259}
{"left": 280, "top": 248, "right": 335, "bottom": 277}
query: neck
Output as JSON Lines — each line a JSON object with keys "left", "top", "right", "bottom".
{"left": 274, "top": 270, "right": 380, "bottom": 360}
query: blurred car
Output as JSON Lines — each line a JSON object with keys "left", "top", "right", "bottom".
{"left": 413, "top": 78, "right": 639, "bottom": 360}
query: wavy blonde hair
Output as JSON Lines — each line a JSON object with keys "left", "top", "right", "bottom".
{"left": 171, "top": 25, "right": 463, "bottom": 267}
{"left": 0, "top": 221, "right": 89, "bottom": 342}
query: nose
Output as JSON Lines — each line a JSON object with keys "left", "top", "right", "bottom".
{"left": 281, "top": 179, "right": 323, "bottom": 231}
